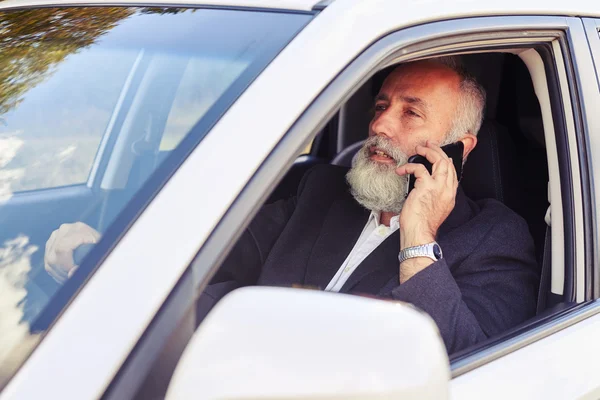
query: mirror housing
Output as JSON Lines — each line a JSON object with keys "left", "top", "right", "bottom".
{"left": 167, "top": 287, "right": 450, "bottom": 399}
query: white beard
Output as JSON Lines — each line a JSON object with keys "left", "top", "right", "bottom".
{"left": 346, "top": 136, "right": 409, "bottom": 214}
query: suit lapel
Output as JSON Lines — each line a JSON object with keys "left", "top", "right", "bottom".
{"left": 340, "top": 186, "right": 473, "bottom": 293}
{"left": 438, "top": 186, "right": 473, "bottom": 236}
{"left": 339, "top": 230, "right": 400, "bottom": 293}
{"left": 304, "top": 185, "right": 473, "bottom": 292}
{"left": 303, "top": 189, "right": 369, "bottom": 289}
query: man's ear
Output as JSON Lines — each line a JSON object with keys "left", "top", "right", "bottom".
{"left": 459, "top": 133, "right": 477, "bottom": 159}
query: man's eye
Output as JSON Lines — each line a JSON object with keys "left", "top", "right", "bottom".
{"left": 406, "top": 109, "right": 420, "bottom": 118}
{"left": 375, "top": 104, "right": 386, "bottom": 111}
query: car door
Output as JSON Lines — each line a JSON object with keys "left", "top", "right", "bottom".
{"left": 49, "top": 7, "right": 600, "bottom": 400}
{"left": 108, "top": 9, "right": 600, "bottom": 400}
{"left": 451, "top": 17, "right": 600, "bottom": 399}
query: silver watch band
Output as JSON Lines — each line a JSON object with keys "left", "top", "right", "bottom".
{"left": 398, "top": 242, "right": 443, "bottom": 264}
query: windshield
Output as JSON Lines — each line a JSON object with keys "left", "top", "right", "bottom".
{"left": 0, "top": 6, "right": 310, "bottom": 386}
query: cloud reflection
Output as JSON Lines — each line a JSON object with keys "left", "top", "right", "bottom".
{"left": 0, "top": 135, "right": 24, "bottom": 203}
{"left": 0, "top": 235, "right": 40, "bottom": 387}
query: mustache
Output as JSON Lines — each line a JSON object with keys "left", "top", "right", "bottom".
{"left": 361, "top": 136, "right": 408, "bottom": 166}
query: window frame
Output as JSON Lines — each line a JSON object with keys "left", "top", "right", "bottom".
{"left": 93, "top": 15, "right": 599, "bottom": 398}
{"left": 103, "top": 13, "right": 600, "bottom": 399}
{"left": 173, "top": 15, "right": 593, "bottom": 383}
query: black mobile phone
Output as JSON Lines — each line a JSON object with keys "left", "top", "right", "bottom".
{"left": 406, "top": 142, "right": 464, "bottom": 196}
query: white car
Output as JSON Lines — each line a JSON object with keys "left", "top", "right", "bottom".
{"left": 0, "top": 0, "right": 599, "bottom": 398}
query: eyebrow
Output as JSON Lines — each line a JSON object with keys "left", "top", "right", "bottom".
{"left": 375, "top": 93, "right": 429, "bottom": 112}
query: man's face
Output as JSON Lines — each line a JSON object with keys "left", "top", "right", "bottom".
{"left": 347, "top": 61, "right": 462, "bottom": 213}
{"left": 370, "top": 61, "right": 461, "bottom": 160}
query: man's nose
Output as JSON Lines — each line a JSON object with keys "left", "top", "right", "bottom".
{"left": 370, "top": 110, "right": 394, "bottom": 139}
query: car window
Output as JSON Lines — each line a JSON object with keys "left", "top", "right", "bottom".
{"left": 160, "top": 57, "right": 247, "bottom": 151}
{"left": 0, "top": 49, "right": 138, "bottom": 191}
{"left": 0, "top": 6, "right": 310, "bottom": 387}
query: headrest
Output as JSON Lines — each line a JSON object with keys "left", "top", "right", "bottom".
{"left": 461, "top": 120, "right": 521, "bottom": 209}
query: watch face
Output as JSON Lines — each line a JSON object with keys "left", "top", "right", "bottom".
{"left": 433, "top": 244, "right": 442, "bottom": 260}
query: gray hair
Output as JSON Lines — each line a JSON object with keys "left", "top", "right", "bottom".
{"left": 423, "top": 56, "right": 487, "bottom": 143}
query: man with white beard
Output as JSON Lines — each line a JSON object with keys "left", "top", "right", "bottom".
{"left": 44, "top": 57, "right": 539, "bottom": 353}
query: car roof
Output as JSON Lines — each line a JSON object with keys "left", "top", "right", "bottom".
{"left": 0, "top": 0, "right": 323, "bottom": 11}
{"left": 0, "top": 0, "right": 598, "bottom": 18}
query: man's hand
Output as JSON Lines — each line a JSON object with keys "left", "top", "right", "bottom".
{"left": 395, "top": 141, "right": 458, "bottom": 282}
{"left": 44, "top": 222, "right": 101, "bottom": 283}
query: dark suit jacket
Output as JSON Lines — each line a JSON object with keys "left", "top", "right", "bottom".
{"left": 200, "top": 164, "right": 539, "bottom": 354}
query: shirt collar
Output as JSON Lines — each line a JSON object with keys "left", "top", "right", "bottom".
{"left": 366, "top": 185, "right": 473, "bottom": 237}
{"left": 369, "top": 210, "right": 400, "bottom": 230}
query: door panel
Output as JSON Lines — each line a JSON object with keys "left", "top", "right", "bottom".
{"left": 452, "top": 16, "right": 600, "bottom": 397}
{"left": 451, "top": 306, "right": 600, "bottom": 399}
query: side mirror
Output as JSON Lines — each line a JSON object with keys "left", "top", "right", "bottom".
{"left": 167, "top": 287, "right": 450, "bottom": 399}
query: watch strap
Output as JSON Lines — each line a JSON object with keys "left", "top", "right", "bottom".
{"left": 398, "top": 242, "right": 442, "bottom": 264}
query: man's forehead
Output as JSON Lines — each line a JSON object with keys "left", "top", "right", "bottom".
{"left": 375, "top": 92, "right": 428, "bottom": 109}
{"left": 378, "top": 64, "right": 460, "bottom": 102}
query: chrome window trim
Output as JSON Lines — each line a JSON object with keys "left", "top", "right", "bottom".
{"left": 173, "top": 15, "right": 592, "bottom": 381}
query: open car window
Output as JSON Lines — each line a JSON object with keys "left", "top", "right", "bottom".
{"left": 177, "top": 17, "right": 583, "bottom": 394}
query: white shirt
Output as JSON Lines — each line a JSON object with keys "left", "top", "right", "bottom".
{"left": 324, "top": 211, "right": 399, "bottom": 292}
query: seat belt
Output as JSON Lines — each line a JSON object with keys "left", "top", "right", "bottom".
{"left": 536, "top": 186, "right": 552, "bottom": 314}
{"left": 536, "top": 223, "right": 551, "bottom": 314}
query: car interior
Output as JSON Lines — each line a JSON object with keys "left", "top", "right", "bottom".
{"left": 117, "top": 49, "right": 576, "bottom": 398}
{"left": 269, "top": 51, "right": 555, "bottom": 306}
{"left": 132, "top": 50, "right": 572, "bottom": 399}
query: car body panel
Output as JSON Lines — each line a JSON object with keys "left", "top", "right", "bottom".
{"left": 0, "top": 0, "right": 599, "bottom": 16}
{"left": 2, "top": 0, "right": 600, "bottom": 398}
{"left": 451, "top": 303, "right": 600, "bottom": 399}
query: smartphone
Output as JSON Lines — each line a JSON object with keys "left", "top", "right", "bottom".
{"left": 406, "top": 142, "right": 464, "bottom": 197}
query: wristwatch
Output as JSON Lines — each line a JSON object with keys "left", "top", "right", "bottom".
{"left": 398, "top": 242, "right": 443, "bottom": 264}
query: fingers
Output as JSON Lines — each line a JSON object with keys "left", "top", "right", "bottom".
{"left": 44, "top": 222, "right": 101, "bottom": 283}
{"left": 447, "top": 157, "right": 458, "bottom": 189}
{"left": 45, "top": 229, "right": 68, "bottom": 283}
{"left": 397, "top": 142, "right": 458, "bottom": 192}
{"left": 414, "top": 141, "right": 449, "bottom": 165}
{"left": 432, "top": 157, "right": 449, "bottom": 182}
{"left": 396, "top": 162, "right": 430, "bottom": 178}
